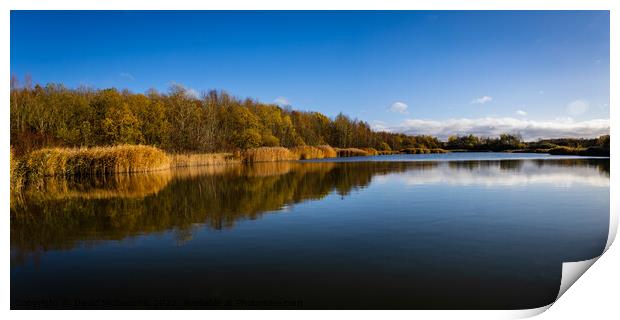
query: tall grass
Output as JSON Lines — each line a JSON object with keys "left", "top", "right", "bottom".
{"left": 170, "top": 153, "right": 241, "bottom": 167}
{"left": 10, "top": 147, "right": 24, "bottom": 191}
{"left": 18, "top": 145, "right": 171, "bottom": 182}
{"left": 15, "top": 143, "right": 464, "bottom": 191}
{"left": 243, "top": 145, "right": 338, "bottom": 162}
{"left": 242, "top": 147, "right": 297, "bottom": 163}
{"left": 359, "top": 147, "right": 379, "bottom": 156}
{"left": 316, "top": 145, "right": 338, "bottom": 158}
{"left": 12, "top": 145, "right": 342, "bottom": 189}
{"left": 291, "top": 145, "right": 337, "bottom": 160}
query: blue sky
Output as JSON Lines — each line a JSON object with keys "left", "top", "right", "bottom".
{"left": 10, "top": 11, "right": 610, "bottom": 140}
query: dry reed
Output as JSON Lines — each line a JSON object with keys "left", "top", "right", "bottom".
{"left": 316, "top": 145, "right": 337, "bottom": 158}
{"left": 359, "top": 147, "right": 379, "bottom": 156}
{"left": 13, "top": 143, "right": 416, "bottom": 192}
{"left": 242, "top": 147, "right": 297, "bottom": 163}
{"left": 170, "top": 153, "right": 241, "bottom": 167}
{"left": 10, "top": 147, "right": 24, "bottom": 191}
{"left": 20, "top": 145, "right": 171, "bottom": 180}
{"left": 291, "top": 145, "right": 337, "bottom": 160}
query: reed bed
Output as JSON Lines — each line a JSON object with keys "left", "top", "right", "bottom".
{"left": 359, "top": 147, "right": 379, "bottom": 156}
{"left": 316, "top": 145, "right": 338, "bottom": 158}
{"left": 18, "top": 145, "right": 171, "bottom": 181}
{"left": 170, "top": 153, "right": 241, "bottom": 167}
{"left": 10, "top": 147, "right": 24, "bottom": 191}
{"left": 242, "top": 147, "right": 297, "bottom": 163}
{"left": 291, "top": 145, "right": 337, "bottom": 160}
{"left": 13, "top": 143, "right": 436, "bottom": 192}
{"left": 335, "top": 148, "right": 370, "bottom": 157}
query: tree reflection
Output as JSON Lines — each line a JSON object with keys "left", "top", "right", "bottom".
{"left": 10, "top": 159, "right": 609, "bottom": 265}
{"left": 10, "top": 162, "right": 415, "bottom": 261}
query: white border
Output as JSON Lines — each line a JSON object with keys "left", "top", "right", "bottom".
{"left": 2, "top": 1, "right": 617, "bottom": 319}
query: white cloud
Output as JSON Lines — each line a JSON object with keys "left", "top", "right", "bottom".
{"left": 119, "top": 72, "right": 135, "bottom": 81}
{"left": 371, "top": 120, "right": 389, "bottom": 132}
{"left": 471, "top": 96, "right": 493, "bottom": 104}
{"left": 388, "top": 101, "right": 409, "bottom": 114}
{"left": 567, "top": 99, "right": 590, "bottom": 116}
{"left": 380, "top": 117, "right": 609, "bottom": 141}
{"left": 274, "top": 96, "right": 290, "bottom": 106}
{"left": 516, "top": 110, "right": 527, "bottom": 116}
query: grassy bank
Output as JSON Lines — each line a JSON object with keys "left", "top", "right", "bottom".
{"left": 12, "top": 145, "right": 171, "bottom": 187}
{"left": 242, "top": 145, "right": 338, "bottom": 163}
{"left": 170, "top": 153, "right": 241, "bottom": 167}
{"left": 10, "top": 145, "right": 340, "bottom": 187}
{"left": 242, "top": 147, "right": 298, "bottom": 163}
{"left": 10, "top": 144, "right": 457, "bottom": 190}
{"left": 10, "top": 148, "right": 23, "bottom": 190}
{"left": 11, "top": 141, "right": 609, "bottom": 193}
{"left": 292, "top": 145, "right": 338, "bottom": 160}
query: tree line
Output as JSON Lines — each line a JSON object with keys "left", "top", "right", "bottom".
{"left": 10, "top": 79, "right": 609, "bottom": 155}
{"left": 10, "top": 81, "right": 442, "bottom": 154}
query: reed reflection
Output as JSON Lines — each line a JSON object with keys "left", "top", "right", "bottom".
{"left": 10, "top": 159, "right": 609, "bottom": 265}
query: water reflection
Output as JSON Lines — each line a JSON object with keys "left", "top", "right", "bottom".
{"left": 10, "top": 158, "right": 610, "bottom": 309}
{"left": 395, "top": 160, "right": 611, "bottom": 187}
{"left": 11, "top": 159, "right": 608, "bottom": 263}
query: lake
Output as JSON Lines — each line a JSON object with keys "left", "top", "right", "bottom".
{"left": 10, "top": 153, "right": 610, "bottom": 309}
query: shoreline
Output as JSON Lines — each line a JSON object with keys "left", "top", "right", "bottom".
{"left": 11, "top": 144, "right": 609, "bottom": 192}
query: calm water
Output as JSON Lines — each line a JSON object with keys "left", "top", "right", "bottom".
{"left": 10, "top": 154, "right": 610, "bottom": 309}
